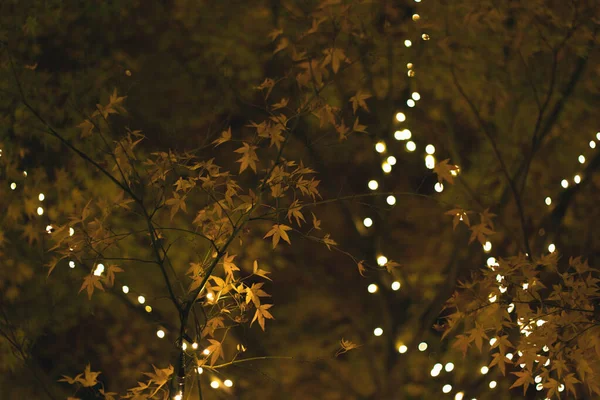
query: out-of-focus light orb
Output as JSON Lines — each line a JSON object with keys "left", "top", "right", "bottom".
{"left": 545, "top": 197, "right": 552, "bottom": 206}
{"left": 425, "top": 154, "right": 435, "bottom": 169}
{"left": 375, "top": 141, "right": 386, "bottom": 153}
{"left": 122, "top": 285, "right": 129, "bottom": 293}
{"left": 487, "top": 257, "right": 498, "bottom": 267}
{"left": 431, "top": 368, "right": 441, "bottom": 377}
{"left": 374, "top": 327, "right": 383, "bottom": 336}
{"left": 483, "top": 241, "right": 492, "bottom": 252}
{"left": 224, "top": 379, "right": 233, "bottom": 387}
{"left": 422, "top": 33, "right": 430, "bottom": 40}
{"left": 574, "top": 174, "right": 581, "bottom": 184}
{"left": 590, "top": 140, "right": 596, "bottom": 149}
{"left": 391, "top": 281, "right": 401, "bottom": 291}
{"left": 368, "top": 180, "right": 379, "bottom": 190}
{"left": 38, "top": 193, "right": 45, "bottom": 201}
{"left": 363, "top": 217, "right": 373, "bottom": 228}
{"left": 145, "top": 305, "right": 152, "bottom": 313}
{"left": 138, "top": 295, "right": 146, "bottom": 304}
{"left": 10, "top": 182, "right": 16, "bottom": 190}
{"left": 69, "top": 261, "right": 76, "bottom": 269}
{"left": 548, "top": 243, "right": 556, "bottom": 253}
{"left": 37, "top": 207, "right": 44, "bottom": 216}
{"left": 367, "top": 283, "right": 378, "bottom": 293}
{"left": 412, "top": 14, "right": 420, "bottom": 21}
{"left": 210, "top": 380, "right": 219, "bottom": 389}
{"left": 489, "top": 337, "right": 497, "bottom": 346}
{"left": 398, "top": 344, "right": 408, "bottom": 353}
{"left": 578, "top": 155, "right": 586, "bottom": 164}
{"left": 396, "top": 112, "right": 406, "bottom": 122}
{"left": 156, "top": 329, "right": 165, "bottom": 338}
{"left": 442, "top": 384, "right": 452, "bottom": 394}
{"left": 412, "top": 92, "right": 421, "bottom": 101}
{"left": 434, "top": 182, "right": 444, "bottom": 192}
{"left": 377, "top": 255, "right": 388, "bottom": 266}
{"left": 387, "top": 195, "right": 396, "bottom": 205}
{"left": 445, "top": 362, "right": 454, "bottom": 372}
{"left": 382, "top": 162, "right": 392, "bottom": 173}
{"left": 425, "top": 144, "right": 436, "bottom": 154}
{"left": 561, "top": 179, "right": 568, "bottom": 188}
{"left": 480, "top": 366, "right": 489, "bottom": 374}
{"left": 407, "top": 99, "right": 416, "bottom": 107}
{"left": 455, "top": 392, "right": 464, "bottom": 400}
{"left": 197, "top": 367, "right": 203, "bottom": 374}
{"left": 387, "top": 156, "right": 397, "bottom": 165}
{"left": 418, "top": 342, "right": 428, "bottom": 351}
{"left": 404, "top": 40, "right": 412, "bottom": 47}
{"left": 489, "top": 381, "right": 497, "bottom": 389}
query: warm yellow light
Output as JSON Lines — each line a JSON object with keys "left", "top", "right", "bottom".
{"left": 377, "top": 255, "right": 388, "bottom": 266}
{"left": 407, "top": 99, "right": 415, "bottom": 107}
{"left": 368, "top": 180, "right": 379, "bottom": 190}
{"left": 483, "top": 241, "right": 492, "bottom": 252}
{"left": 561, "top": 179, "right": 568, "bottom": 188}
{"left": 374, "top": 327, "right": 383, "bottom": 336}
{"left": 545, "top": 197, "right": 551, "bottom": 206}
{"left": 480, "top": 366, "right": 489, "bottom": 374}
{"left": 173, "top": 392, "right": 182, "bottom": 400}
{"left": 506, "top": 353, "right": 514, "bottom": 360}
{"left": 395, "top": 112, "right": 406, "bottom": 122}
{"left": 382, "top": 162, "right": 392, "bottom": 173}
{"left": 442, "top": 384, "right": 452, "bottom": 394}
{"left": 445, "top": 362, "right": 454, "bottom": 372}
{"left": 507, "top": 303, "right": 515, "bottom": 313}
{"left": 408, "top": 70, "right": 415, "bottom": 77}
{"left": 434, "top": 182, "right": 444, "bottom": 193}
{"left": 421, "top": 33, "right": 430, "bottom": 40}
{"left": 425, "top": 155, "right": 435, "bottom": 169}
{"left": 145, "top": 305, "right": 152, "bottom": 313}
{"left": 23, "top": 171, "right": 27, "bottom": 176}
{"left": 37, "top": 207, "right": 44, "bottom": 216}
{"left": 46, "top": 225, "right": 53, "bottom": 234}
{"left": 418, "top": 342, "right": 428, "bottom": 351}
{"left": 574, "top": 174, "right": 581, "bottom": 184}
{"left": 157, "top": 329, "right": 165, "bottom": 338}
{"left": 431, "top": 368, "right": 440, "bottom": 377}
{"left": 138, "top": 295, "right": 146, "bottom": 304}
{"left": 548, "top": 243, "right": 556, "bottom": 253}
{"left": 412, "top": 92, "right": 421, "bottom": 101}
{"left": 224, "top": 379, "right": 233, "bottom": 387}
{"left": 454, "top": 392, "right": 464, "bottom": 400}
{"left": 182, "top": 342, "right": 188, "bottom": 351}
{"left": 536, "top": 383, "right": 543, "bottom": 391}
{"left": 487, "top": 257, "right": 497, "bottom": 267}
{"left": 578, "top": 155, "right": 586, "bottom": 164}
{"left": 192, "top": 342, "right": 198, "bottom": 349}
{"left": 398, "top": 344, "right": 408, "bottom": 353}
{"left": 69, "top": 227, "right": 75, "bottom": 236}
{"left": 367, "top": 283, "right": 378, "bottom": 293}
{"left": 489, "top": 381, "right": 497, "bottom": 389}
{"left": 489, "top": 337, "right": 497, "bottom": 346}
{"left": 391, "top": 281, "right": 401, "bottom": 291}
{"left": 206, "top": 292, "right": 215, "bottom": 301}
{"left": 412, "top": 14, "right": 420, "bottom": 21}
{"left": 590, "top": 141, "right": 596, "bottom": 149}
{"left": 404, "top": 40, "right": 412, "bottom": 47}
{"left": 394, "top": 129, "right": 412, "bottom": 140}
{"left": 69, "top": 261, "right": 75, "bottom": 268}
{"left": 425, "top": 144, "right": 436, "bottom": 155}
{"left": 197, "top": 367, "right": 203, "bottom": 374}
{"left": 406, "top": 141, "right": 416, "bottom": 152}
{"left": 387, "top": 156, "right": 397, "bottom": 165}
{"left": 535, "top": 375, "right": 542, "bottom": 383}
{"left": 210, "top": 380, "right": 219, "bottom": 389}
{"left": 406, "top": 63, "right": 413, "bottom": 69}
{"left": 363, "top": 217, "right": 373, "bottom": 228}
{"left": 375, "top": 141, "right": 386, "bottom": 153}
{"left": 597, "top": 132, "right": 600, "bottom": 141}
{"left": 122, "top": 285, "right": 129, "bottom": 293}
{"left": 386, "top": 195, "right": 396, "bottom": 205}
{"left": 203, "top": 348, "right": 210, "bottom": 355}
{"left": 93, "top": 263, "right": 105, "bottom": 276}
{"left": 10, "top": 182, "right": 16, "bottom": 190}
{"left": 38, "top": 193, "right": 45, "bottom": 201}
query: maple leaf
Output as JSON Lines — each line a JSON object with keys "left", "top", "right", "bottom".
{"left": 489, "top": 351, "right": 511, "bottom": 375}
{"left": 322, "top": 48, "right": 349, "bottom": 73}
{"left": 445, "top": 208, "right": 471, "bottom": 230}
{"left": 205, "top": 339, "right": 224, "bottom": 366}
{"left": 287, "top": 200, "right": 306, "bottom": 226}
{"left": 107, "top": 88, "right": 127, "bottom": 114}
{"left": 78, "top": 364, "right": 101, "bottom": 387}
{"left": 105, "top": 264, "right": 124, "bottom": 287}
{"left": 251, "top": 303, "right": 274, "bottom": 331}
{"left": 273, "top": 37, "right": 289, "bottom": 54}
{"left": 234, "top": 143, "right": 259, "bottom": 174}
{"left": 271, "top": 98, "right": 289, "bottom": 111}
{"left": 79, "top": 274, "right": 104, "bottom": 300}
{"left": 469, "top": 223, "right": 494, "bottom": 245}
{"left": 510, "top": 370, "right": 534, "bottom": 395}
{"left": 263, "top": 224, "right": 292, "bottom": 248}
{"left": 165, "top": 192, "right": 187, "bottom": 220}
{"left": 212, "top": 127, "right": 231, "bottom": 147}
{"left": 59, "top": 374, "right": 82, "bottom": 385}
{"left": 563, "top": 373, "right": 580, "bottom": 397}
{"left": 479, "top": 208, "right": 497, "bottom": 229}
{"left": 245, "top": 282, "right": 271, "bottom": 308}
{"left": 267, "top": 28, "right": 283, "bottom": 41}
{"left": 349, "top": 90, "right": 371, "bottom": 114}
{"left": 352, "top": 117, "right": 367, "bottom": 133}
{"left": 143, "top": 364, "right": 173, "bottom": 397}
{"left": 221, "top": 253, "right": 239, "bottom": 280}
{"left": 99, "top": 388, "right": 118, "bottom": 400}
{"left": 202, "top": 316, "right": 225, "bottom": 338}
{"left": 452, "top": 334, "right": 471, "bottom": 356}
{"left": 335, "top": 120, "right": 349, "bottom": 141}
{"left": 384, "top": 260, "right": 401, "bottom": 274}
{"left": 322, "top": 233, "right": 337, "bottom": 250}
{"left": 467, "top": 323, "right": 488, "bottom": 351}
{"left": 77, "top": 119, "right": 95, "bottom": 138}
{"left": 253, "top": 260, "right": 272, "bottom": 281}
{"left": 434, "top": 159, "right": 459, "bottom": 184}
{"left": 336, "top": 338, "right": 360, "bottom": 356}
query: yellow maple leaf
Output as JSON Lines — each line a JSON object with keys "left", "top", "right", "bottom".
{"left": 212, "top": 127, "right": 231, "bottom": 147}
{"left": 263, "top": 224, "right": 292, "bottom": 248}
{"left": 349, "top": 90, "right": 371, "bottom": 114}
{"left": 433, "top": 159, "right": 459, "bottom": 184}
{"left": 251, "top": 303, "right": 274, "bottom": 331}
{"left": 79, "top": 275, "right": 104, "bottom": 300}
{"left": 234, "top": 143, "right": 259, "bottom": 174}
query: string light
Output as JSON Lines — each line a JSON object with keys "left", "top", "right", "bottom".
{"left": 561, "top": 179, "right": 568, "bottom": 188}
{"left": 418, "top": 342, "right": 428, "bottom": 351}
{"left": 38, "top": 193, "right": 45, "bottom": 201}
{"left": 398, "top": 344, "right": 408, "bottom": 353}
{"left": 173, "top": 392, "right": 182, "bottom": 400}
{"left": 10, "top": 182, "right": 16, "bottom": 190}
{"left": 590, "top": 141, "right": 596, "bottom": 149}
{"left": 395, "top": 112, "right": 406, "bottom": 122}
{"left": 442, "top": 384, "right": 452, "bottom": 394}
{"left": 374, "top": 327, "right": 383, "bottom": 336}
{"left": 421, "top": 33, "right": 430, "bottom": 40}
{"left": 545, "top": 197, "right": 552, "bottom": 206}
{"left": 367, "top": 283, "right": 378, "bottom": 293}
{"left": 412, "top": 92, "right": 421, "bottom": 101}
{"left": 431, "top": 367, "right": 441, "bottom": 377}
{"left": 156, "top": 329, "right": 165, "bottom": 338}
{"left": 445, "top": 362, "right": 454, "bottom": 372}
{"left": 407, "top": 99, "right": 416, "bottom": 107}
{"left": 412, "top": 14, "right": 420, "bottom": 21}
{"left": 69, "top": 261, "right": 75, "bottom": 268}
{"left": 210, "top": 380, "right": 220, "bottom": 389}
{"left": 408, "top": 70, "right": 415, "bottom": 77}
{"left": 224, "top": 379, "right": 233, "bottom": 387}
{"left": 425, "top": 144, "right": 435, "bottom": 154}
{"left": 406, "top": 63, "right": 413, "bottom": 70}
{"left": 138, "top": 295, "right": 146, "bottom": 304}
{"left": 480, "top": 366, "right": 489, "bottom": 374}
{"left": 574, "top": 174, "right": 581, "bottom": 184}
{"left": 548, "top": 243, "right": 556, "bottom": 253}
{"left": 363, "top": 217, "right": 373, "bottom": 227}
{"left": 192, "top": 342, "right": 198, "bottom": 349}
{"left": 483, "top": 241, "right": 492, "bottom": 252}
{"left": 93, "top": 263, "right": 105, "bottom": 276}
{"left": 578, "top": 155, "right": 586, "bottom": 164}
{"left": 203, "top": 348, "right": 210, "bottom": 355}
{"left": 37, "top": 207, "right": 44, "bottom": 216}
{"left": 387, "top": 156, "right": 397, "bottom": 165}
{"left": 597, "top": 132, "right": 600, "bottom": 140}
{"left": 197, "top": 367, "right": 203, "bottom": 374}
{"left": 391, "top": 281, "right": 401, "bottom": 290}
{"left": 425, "top": 154, "right": 435, "bottom": 169}
{"left": 434, "top": 182, "right": 444, "bottom": 192}
{"left": 122, "top": 285, "right": 129, "bottom": 293}
{"left": 368, "top": 180, "right": 379, "bottom": 190}
{"left": 46, "top": 225, "right": 53, "bottom": 234}
{"left": 487, "top": 257, "right": 497, "bottom": 267}
{"left": 377, "top": 255, "right": 388, "bottom": 266}
{"left": 489, "top": 381, "right": 497, "bottom": 389}
{"left": 489, "top": 337, "right": 497, "bottom": 346}
{"left": 394, "top": 129, "right": 412, "bottom": 140}
{"left": 375, "top": 141, "right": 386, "bottom": 153}
{"left": 382, "top": 162, "right": 392, "bottom": 173}
{"left": 386, "top": 195, "right": 396, "bottom": 205}
{"left": 404, "top": 40, "right": 412, "bottom": 47}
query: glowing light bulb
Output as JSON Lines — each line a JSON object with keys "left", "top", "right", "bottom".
{"left": 418, "top": 342, "right": 428, "bottom": 351}
{"left": 480, "top": 366, "right": 489, "bottom": 374}
{"left": 387, "top": 195, "right": 396, "bottom": 205}
{"left": 395, "top": 112, "right": 406, "bottom": 122}
{"left": 408, "top": 70, "right": 415, "bottom": 77}
{"left": 425, "top": 154, "right": 435, "bottom": 169}
{"left": 574, "top": 174, "right": 581, "bottom": 184}
{"left": 421, "top": 33, "right": 430, "bottom": 40}
{"left": 489, "top": 337, "right": 497, "bottom": 346}
{"left": 412, "top": 92, "right": 421, "bottom": 101}
{"left": 69, "top": 261, "right": 75, "bottom": 268}
{"left": 406, "top": 63, "right": 413, "bottom": 69}
{"left": 394, "top": 129, "right": 412, "bottom": 140}
{"left": 375, "top": 141, "right": 386, "bottom": 153}
{"left": 145, "top": 305, "right": 152, "bottom": 313}
{"left": 69, "top": 227, "right": 75, "bottom": 236}
{"left": 197, "top": 367, "right": 203, "bottom": 374}
{"left": 156, "top": 329, "right": 165, "bottom": 338}
{"left": 425, "top": 144, "right": 436, "bottom": 154}
{"left": 548, "top": 243, "right": 556, "bottom": 253}
{"left": 431, "top": 368, "right": 440, "bottom": 377}
{"left": 210, "top": 380, "right": 219, "bottom": 389}
{"left": 138, "top": 295, "right": 146, "bottom": 304}
{"left": 487, "top": 257, "right": 497, "bottom": 267}
{"left": 445, "top": 362, "right": 454, "bottom": 372}
{"left": 377, "top": 255, "right": 387, "bottom": 266}
{"left": 191, "top": 342, "right": 198, "bottom": 349}
{"left": 561, "top": 179, "right": 568, "bottom": 188}
{"left": 10, "top": 182, "right": 16, "bottom": 190}
{"left": 23, "top": 171, "right": 27, "bottom": 176}
{"left": 93, "top": 263, "right": 105, "bottom": 276}
{"left": 455, "top": 392, "right": 464, "bottom": 400}
{"left": 374, "top": 327, "right": 383, "bottom": 336}
{"left": 407, "top": 99, "right": 416, "bottom": 107}
{"left": 122, "top": 285, "right": 129, "bottom": 293}
{"left": 545, "top": 197, "right": 552, "bottom": 205}
{"left": 506, "top": 353, "right": 514, "bottom": 360}
{"left": 367, "top": 283, "right": 378, "bottom": 293}
{"left": 412, "top": 14, "right": 420, "bottom": 21}
{"left": 363, "top": 217, "right": 373, "bottom": 227}
{"left": 46, "top": 225, "right": 53, "bottom": 234}
{"left": 398, "top": 344, "right": 408, "bottom": 353}
{"left": 590, "top": 141, "right": 596, "bottom": 149}
{"left": 578, "top": 155, "right": 586, "bottom": 164}
{"left": 173, "top": 392, "right": 182, "bottom": 400}
{"left": 224, "top": 379, "right": 233, "bottom": 387}
{"left": 442, "top": 384, "right": 452, "bottom": 393}
{"left": 536, "top": 383, "right": 543, "bottom": 391}
{"left": 382, "top": 162, "right": 392, "bottom": 173}
{"left": 203, "top": 348, "right": 210, "bottom": 355}
{"left": 37, "top": 207, "right": 44, "bottom": 216}
{"left": 488, "top": 294, "right": 497, "bottom": 303}
{"left": 38, "top": 193, "right": 45, "bottom": 201}
{"left": 368, "top": 180, "right": 379, "bottom": 190}
{"left": 434, "top": 182, "right": 444, "bottom": 192}
{"left": 483, "top": 241, "right": 492, "bottom": 252}
{"left": 391, "top": 281, "right": 401, "bottom": 291}
{"left": 182, "top": 342, "right": 187, "bottom": 351}
{"left": 489, "top": 381, "right": 497, "bottom": 389}
{"left": 404, "top": 40, "right": 412, "bottom": 47}
{"left": 535, "top": 375, "right": 542, "bottom": 383}
{"left": 387, "top": 156, "right": 397, "bottom": 165}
